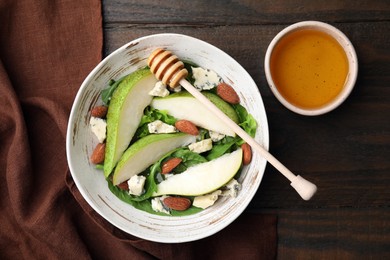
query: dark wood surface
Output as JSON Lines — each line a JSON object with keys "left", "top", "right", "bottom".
{"left": 102, "top": 1, "right": 390, "bottom": 258}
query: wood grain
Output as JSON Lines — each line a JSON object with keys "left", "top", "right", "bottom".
{"left": 102, "top": 0, "right": 390, "bottom": 258}
{"left": 102, "top": 0, "right": 390, "bottom": 24}
{"left": 264, "top": 208, "right": 390, "bottom": 259}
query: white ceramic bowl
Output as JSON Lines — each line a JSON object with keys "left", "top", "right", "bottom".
{"left": 264, "top": 21, "right": 358, "bottom": 116}
{"left": 66, "top": 33, "right": 269, "bottom": 243}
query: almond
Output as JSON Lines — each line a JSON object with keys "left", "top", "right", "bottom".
{"left": 161, "top": 157, "right": 182, "bottom": 174}
{"left": 241, "top": 143, "right": 252, "bottom": 165}
{"left": 163, "top": 196, "right": 191, "bottom": 211}
{"left": 91, "top": 105, "right": 108, "bottom": 118}
{"left": 90, "top": 143, "right": 105, "bottom": 164}
{"left": 216, "top": 83, "right": 240, "bottom": 104}
{"left": 175, "top": 120, "right": 199, "bottom": 135}
{"left": 117, "top": 181, "right": 129, "bottom": 191}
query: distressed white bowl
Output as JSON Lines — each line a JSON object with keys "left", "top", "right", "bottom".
{"left": 264, "top": 21, "right": 358, "bottom": 116}
{"left": 66, "top": 33, "right": 269, "bottom": 243}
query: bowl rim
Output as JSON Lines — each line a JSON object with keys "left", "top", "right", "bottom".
{"left": 264, "top": 20, "right": 358, "bottom": 116}
{"left": 66, "top": 33, "right": 270, "bottom": 243}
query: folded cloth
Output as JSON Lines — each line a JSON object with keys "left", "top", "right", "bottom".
{"left": 0, "top": 0, "right": 277, "bottom": 259}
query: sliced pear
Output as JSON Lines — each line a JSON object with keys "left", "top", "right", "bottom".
{"left": 104, "top": 69, "right": 158, "bottom": 177}
{"left": 153, "top": 148, "right": 242, "bottom": 196}
{"left": 151, "top": 92, "right": 239, "bottom": 137}
{"left": 112, "top": 133, "right": 196, "bottom": 185}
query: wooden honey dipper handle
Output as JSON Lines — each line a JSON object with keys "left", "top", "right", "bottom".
{"left": 148, "top": 48, "right": 317, "bottom": 200}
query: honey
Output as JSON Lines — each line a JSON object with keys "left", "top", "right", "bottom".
{"left": 270, "top": 29, "right": 349, "bottom": 109}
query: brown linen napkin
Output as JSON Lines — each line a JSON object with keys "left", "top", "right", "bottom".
{"left": 0, "top": 0, "right": 277, "bottom": 259}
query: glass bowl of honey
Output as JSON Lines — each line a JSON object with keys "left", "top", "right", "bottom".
{"left": 264, "top": 21, "right": 358, "bottom": 116}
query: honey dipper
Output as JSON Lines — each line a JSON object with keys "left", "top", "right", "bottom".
{"left": 147, "top": 48, "right": 317, "bottom": 200}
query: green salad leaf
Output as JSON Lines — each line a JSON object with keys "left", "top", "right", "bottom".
{"left": 206, "top": 104, "right": 257, "bottom": 160}
{"left": 127, "top": 167, "right": 158, "bottom": 202}
{"left": 141, "top": 106, "right": 177, "bottom": 125}
{"left": 133, "top": 107, "right": 177, "bottom": 140}
{"left": 232, "top": 104, "right": 257, "bottom": 145}
{"left": 206, "top": 136, "right": 237, "bottom": 161}
{"left": 169, "top": 148, "right": 208, "bottom": 173}
{"left": 107, "top": 182, "right": 157, "bottom": 211}
{"left": 101, "top": 75, "right": 127, "bottom": 105}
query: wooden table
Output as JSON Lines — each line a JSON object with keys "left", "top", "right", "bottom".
{"left": 102, "top": 1, "right": 390, "bottom": 258}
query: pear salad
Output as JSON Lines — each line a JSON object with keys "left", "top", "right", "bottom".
{"left": 89, "top": 63, "right": 257, "bottom": 216}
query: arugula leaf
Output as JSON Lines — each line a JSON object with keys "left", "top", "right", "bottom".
{"left": 170, "top": 206, "right": 203, "bottom": 216}
{"left": 206, "top": 136, "right": 236, "bottom": 161}
{"left": 141, "top": 106, "right": 177, "bottom": 125}
{"left": 205, "top": 104, "right": 256, "bottom": 160}
{"left": 198, "top": 128, "right": 209, "bottom": 140}
{"left": 134, "top": 107, "right": 177, "bottom": 140}
{"left": 107, "top": 181, "right": 167, "bottom": 216}
{"left": 101, "top": 75, "right": 127, "bottom": 105}
{"left": 232, "top": 104, "right": 257, "bottom": 145}
{"left": 170, "top": 148, "right": 208, "bottom": 172}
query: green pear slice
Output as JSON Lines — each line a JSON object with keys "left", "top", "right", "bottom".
{"left": 104, "top": 69, "right": 158, "bottom": 177}
{"left": 112, "top": 133, "right": 196, "bottom": 185}
{"left": 153, "top": 148, "right": 242, "bottom": 196}
{"left": 151, "top": 92, "right": 239, "bottom": 137}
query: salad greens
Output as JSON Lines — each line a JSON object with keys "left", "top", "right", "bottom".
{"left": 99, "top": 63, "right": 258, "bottom": 216}
{"left": 133, "top": 107, "right": 177, "bottom": 141}
{"left": 101, "top": 75, "right": 127, "bottom": 105}
{"left": 233, "top": 104, "right": 257, "bottom": 143}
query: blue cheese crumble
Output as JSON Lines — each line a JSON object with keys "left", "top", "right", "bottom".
{"left": 209, "top": 130, "right": 225, "bottom": 142}
{"left": 192, "top": 67, "right": 222, "bottom": 90}
{"left": 149, "top": 81, "right": 170, "bottom": 97}
{"left": 193, "top": 190, "right": 222, "bottom": 209}
{"left": 188, "top": 138, "right": 213, "bottom": 153}
{"left": 148, "top": 120, "right": 177, "bottom": 134}
{"left": 221, "top": 179, "right": 241, "bottom": 198}
{"left": 151, "top": 196, "right": 170, "bottom": 214}
{"left": 127, "top": 175, "right": 146, "bottom": 196}
{"left": 89, "top": 116, "right": 107, "bottom": 143}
